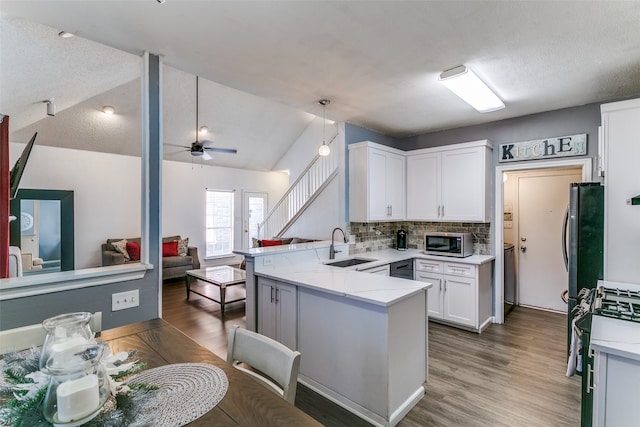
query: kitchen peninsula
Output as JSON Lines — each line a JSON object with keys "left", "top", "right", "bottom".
{"left": 234, "top": 241, "right": 432, "bottom": 427}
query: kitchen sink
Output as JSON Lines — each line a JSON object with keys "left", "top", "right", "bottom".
{"left": 325, "top": 258, "right": 376, "bottom": 268}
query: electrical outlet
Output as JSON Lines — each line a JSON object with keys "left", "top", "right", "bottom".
{"left": 112, "top": 289, "right": 139, "bottom": 311}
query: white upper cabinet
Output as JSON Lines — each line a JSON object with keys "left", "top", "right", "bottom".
{"left": 349, "top": 141, "right": 406, "bottom": 222}
{"left": 406, "top": 140, "right": 493, "bottom": 222}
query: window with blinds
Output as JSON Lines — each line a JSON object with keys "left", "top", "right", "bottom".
{"left": 205, "top": 190, "right": 234, "bottom": 257}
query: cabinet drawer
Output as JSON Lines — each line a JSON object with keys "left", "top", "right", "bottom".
{"left": 444, "top": 262, "right": 475, "bottom": 278}
{"left": 415, "top": 259, "right": 443, "bottom": 274}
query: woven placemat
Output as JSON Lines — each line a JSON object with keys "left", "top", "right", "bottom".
{"left": 125, "top": 363, "right": 228, "bottom": 427}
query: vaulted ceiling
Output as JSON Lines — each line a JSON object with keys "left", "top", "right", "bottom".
{"left": 2, "top": 1, "right": 640, "bottom": 170}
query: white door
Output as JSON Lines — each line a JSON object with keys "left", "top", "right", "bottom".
{"left": 242, "top": 192, "right": 267, "bottom": 249}
{"left": 517, "top": 169, "right": 582, "bottom": 311}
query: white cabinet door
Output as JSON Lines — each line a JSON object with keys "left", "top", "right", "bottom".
{"left": 416, "top": 270, "right": 443, "bottom": 319}
{"left": 348, "top": 141, "right": 406, "bottom": 222}
{"left": 275, "top": 282, "right": 297, "bottom": 351}
{"left": 257, "top": 278, "right": 298, "bottom": 350}
{"left": 441, "top": 146, "right": 487, "bottom": 221}
{"left": 406, "top": 153, "right": 440, "bottom": 221}
{"left": 257, "top": 277, "right": 278, "bottom": 340}
{"left": 593, "top": 347, "right": 640, "bottom": 427}
{"left": 443, "top": 275, "right": 476, "bottom": 328}
{"left": 368, "top": 149, "right": 389, "bottom": 221}
{"left": 386, "top": 152, "right": 406, "bottom": 220}
{"left": 406, "top": 141, "right": 492, "bottom": 222}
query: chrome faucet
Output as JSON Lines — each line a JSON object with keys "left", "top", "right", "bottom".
{"left": 330, "top": 227, "right": 348, "bottom": 259}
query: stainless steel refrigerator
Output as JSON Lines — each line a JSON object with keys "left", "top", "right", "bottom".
{"left": 564, "top": 182, "right": 604, "bottom": 352}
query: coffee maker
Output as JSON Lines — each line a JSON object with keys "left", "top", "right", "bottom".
{"left": 396, "top": 229, "right": 407, "bottom": 250}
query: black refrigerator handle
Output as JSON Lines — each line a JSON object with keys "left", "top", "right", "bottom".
{"left": 562, "top": 205, "right": 569, "bottom": 272}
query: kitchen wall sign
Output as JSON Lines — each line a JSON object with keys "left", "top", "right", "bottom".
{"left": 499, "top": 133, "right": 587, "bottom": 162}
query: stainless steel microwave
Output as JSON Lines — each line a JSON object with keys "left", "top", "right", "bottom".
{"left": 424, "top": 232, "right": 473, "bottom": 258}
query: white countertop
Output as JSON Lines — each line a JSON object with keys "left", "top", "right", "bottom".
{"left": 233, "top": 240, "right": 335, "bottom": 256}
{"left": 256, "top": 261, "right": 432, "bottom": 307}
{"left": 590, "top": 316, "right": 640, "bottom": 362}
{"left": 241, "top": 244, "right": 494, "bottom": 307}
{"left": 346, "top": 248, "right": 495, "bottom": 269}
{"left": 236, "top": 244, "right": 495, "bottom": 266}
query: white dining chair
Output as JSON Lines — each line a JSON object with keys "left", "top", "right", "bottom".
{"left": 227, "top": 325, "right": 301, "bottom": 404}
{"left": 0, "top": 311, "right": 103, "bottom": 354}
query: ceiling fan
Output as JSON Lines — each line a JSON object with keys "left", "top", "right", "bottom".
{"left": 181, "top": 76, "right": 237, "bottom": 160}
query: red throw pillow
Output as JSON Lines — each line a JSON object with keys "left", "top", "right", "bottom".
{"left": 126, "top": 241, "right": 141, "bottom": 261}
{"left": 162, "top": 241, "right": 179, "bottom": 257}
{"left": 260, "top": 239, "right": 283, "bottom": 247}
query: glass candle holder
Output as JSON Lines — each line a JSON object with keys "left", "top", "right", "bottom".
{"left": 40, "top": 312, "right": 96, "bottom": 369}
{"left": 43, "top": 344, "right": 110, "bottom": 426}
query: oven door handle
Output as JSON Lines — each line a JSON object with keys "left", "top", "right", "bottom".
{"left": 562, "top": 206, "right": 569, "bottom": 272}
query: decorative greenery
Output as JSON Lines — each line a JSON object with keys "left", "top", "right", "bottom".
{"left": 0, "top": 346, "right": 157, "bottom": 427}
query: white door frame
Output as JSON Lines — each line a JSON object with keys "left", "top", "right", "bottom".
{"left": 242, "top": 191, "right": 268, "bottom": 249}
{"left": 493, "top": 158, "right": 592, "bottom": 323}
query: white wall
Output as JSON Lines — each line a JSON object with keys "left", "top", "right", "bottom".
{"left": 273, "top": 120, "right": 346, "bottom": 240}
{"left": 11, "top": 143, "right": 142, "bottom": 269}
{"left": 162, "top": 160, "right": 288, "bottom": 264}
{"left": 11, "top": 142, "right": 289, "bottom": 269}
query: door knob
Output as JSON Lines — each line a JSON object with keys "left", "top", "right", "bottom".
{"left": 521, "top": 237, "right": 527, "bottom": 242}
{"left": 520, "top": 246, "right": 527, "bottom": 253}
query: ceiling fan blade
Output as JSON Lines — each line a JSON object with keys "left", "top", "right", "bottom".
{"left": 205, "top": 147, "right": 238, "bottom": 154}
{"left": 201, "top": 151, "right": 212, "bottom": 160}
{"left": 165, "top": 143, "right": 191, "bottom": 149}
{"left": 165, "top": 149, "right": 190, "bottom": 156}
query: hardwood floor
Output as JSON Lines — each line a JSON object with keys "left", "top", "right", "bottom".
{"left": 162, "top": 279, "right": 581, "bottom": 426}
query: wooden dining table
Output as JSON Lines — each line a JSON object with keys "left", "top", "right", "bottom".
{"left": 100, "top": 318, "right": 322, "bottom": 426}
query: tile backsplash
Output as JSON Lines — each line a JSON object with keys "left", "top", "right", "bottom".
{"left": 348, "top": 221, "right": 491, "bottom": 255}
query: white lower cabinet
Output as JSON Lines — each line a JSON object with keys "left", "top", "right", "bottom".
{"left": 415, "top": 258, "right": 492, "bottom": 332}
{"left": 257, "top": 277, "right": 297, "bottom": 350}
{"left": 590, "top": 317, "right": 640, "bottom": 426}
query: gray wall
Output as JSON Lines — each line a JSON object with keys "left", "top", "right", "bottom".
{"left": 0, "top": 55, "right": 163, "bottom": 331}
{"left": 347, "top": 102, "right": 603, "bottom": 180}
{"left": 400, "top": 102, "right": 602, "bottom": 180}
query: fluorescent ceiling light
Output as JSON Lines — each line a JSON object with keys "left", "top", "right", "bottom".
{"left": 439, "top": 65, "right": 505, "bottom": 113}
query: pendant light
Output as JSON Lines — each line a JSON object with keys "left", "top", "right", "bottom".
{"left": 318, "top": 99, "right": 331, "bottom": 157}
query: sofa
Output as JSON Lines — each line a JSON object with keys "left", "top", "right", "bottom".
{"left": 102, "top": 235, "right": 200, "bottom": 280}
{"left": 251, "top": 237, "right": 318, "bottom": 248}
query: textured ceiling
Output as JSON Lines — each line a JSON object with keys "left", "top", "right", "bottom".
{"left": 2, "top": 1, "right": 640, "bottom": 170}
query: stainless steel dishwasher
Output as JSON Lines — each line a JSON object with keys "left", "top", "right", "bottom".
{"left": 389, "top": 260, "right": 413, "bottom": 279}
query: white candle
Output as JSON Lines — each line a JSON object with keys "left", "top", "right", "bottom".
{"left": 50, "top": 336, "right": 89, "bottom": 355}
{"left": 56, "top": 374, "right": 100, "bottom": 422}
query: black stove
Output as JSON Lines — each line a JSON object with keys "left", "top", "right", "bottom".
{"left": 592, "top": 286, "right": 640, "bottom": 323}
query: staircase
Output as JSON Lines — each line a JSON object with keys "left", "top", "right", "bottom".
{"left": 258, "top": 133, "right": 339, "bottom": 238}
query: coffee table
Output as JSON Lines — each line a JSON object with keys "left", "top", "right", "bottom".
{"left": 185, "top": 266, "right": 246, "bottom": 314}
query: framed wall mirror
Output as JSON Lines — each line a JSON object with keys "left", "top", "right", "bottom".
{"left": 9, "top": 189, "right": 74, "bottom": 273}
